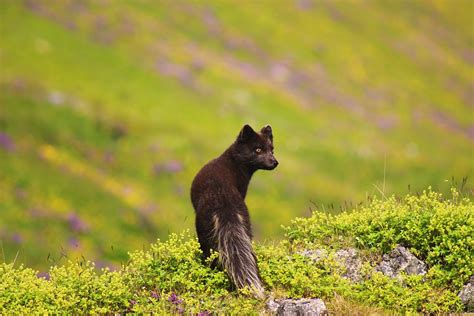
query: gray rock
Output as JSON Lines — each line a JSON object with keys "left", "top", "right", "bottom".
{"left": 299, "top": 248, "right": 362, "bottom": 282}
{"left": 458, "top": 276, "right": 474, "bottom": 312}
{"left": 335, "top": 248, "right": 362, "bottom": 282}
{"left": 376, "top": 245, "right": 427, "bottom": 278}
{"left": 267, "top": 298, "right": 328, "bottom": 316}
{"left": 267, "top": 299, "right": 281, "bottom": 313}
{"left": 298, "top": 249, "right": 328, "bottom": 262}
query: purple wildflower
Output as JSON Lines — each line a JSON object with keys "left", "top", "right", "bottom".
{"left": 37, "top": 272, "right": 50, "bottom": 280}
{"left": 0, "top": 132, "right": 15, "bottom": 152}
{"left": 165, "top": 160, "right": 183, "bottom": 173}
{"left": 126, "top": 299, "right": 137, "bottom": 312}
{"left": 153, "top": 160, "right": 184, "bottom": 175}
{"left": 155, "top": 58, "right": 194, "bottom": 87}
{"left": 376, "top": 116, "right": 397, "bottom": 130}
{"left": 11, "top": 233, "right": 23, "bottom": 244}
{"left": 68, "top": 238, "right": 79, "bottom": 248}
{"left": 198, "top": 311, "right": 211, "bottom": 316}
{"left": 95, "top": 260, "right": 118, "bottom": 271}
{"left": 67, "top": 212, "right": 88, "bottom": 233}
{"left": 150, "top": 290, "right": 160, "bottom": 299}
{"left": 168, "top": 293, "right": 183, "bottom": 305}
{"left": 296, "top": 0, "right": 314, "bottom": 10}
{"left": 168, "top": 293, "right": 178, "bottom": 303}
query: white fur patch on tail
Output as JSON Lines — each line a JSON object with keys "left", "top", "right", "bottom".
{"left": 213, "top": 215, "right": 264, "bottom": 298}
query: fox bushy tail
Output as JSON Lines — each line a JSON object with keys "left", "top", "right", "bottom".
{"left": 214, "top": 216, "right": 264, "bottom": 298}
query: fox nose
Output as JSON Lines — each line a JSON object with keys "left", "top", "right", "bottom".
{"left": 272, "top": 159, "right": 279, "bottom": 167}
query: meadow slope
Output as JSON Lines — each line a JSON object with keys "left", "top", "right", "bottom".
{"left": 0, "top": 0, "right": 472, "bottom": 270}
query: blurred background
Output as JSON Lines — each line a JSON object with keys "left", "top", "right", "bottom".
{"left": 0, "top": 0, "right": 472, "bottom": 272}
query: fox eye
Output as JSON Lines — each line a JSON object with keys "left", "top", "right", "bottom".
{"left": 255, "top": 148, "right": 262, "bottom": 153}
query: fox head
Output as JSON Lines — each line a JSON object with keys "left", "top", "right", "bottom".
{"left": 231, "top": 124, "right": 279, "bottom": 171}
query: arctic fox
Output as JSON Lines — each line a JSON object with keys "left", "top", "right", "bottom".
{"left": 190, "top": 124, "right": 278, "bottom": 297}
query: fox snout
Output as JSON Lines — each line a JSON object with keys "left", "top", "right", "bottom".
{"left": 264, "top": 156, "right": 279, "bottom": 170}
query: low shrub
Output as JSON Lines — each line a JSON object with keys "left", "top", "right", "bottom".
{"left": 0, "top": 261, "right": 130, "bottom": 313}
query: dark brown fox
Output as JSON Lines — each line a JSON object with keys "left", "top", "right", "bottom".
{"left": 190, "top": 124, "right": 278, "bottom": 297}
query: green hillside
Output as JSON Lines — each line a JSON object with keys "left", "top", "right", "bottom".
{"left": 0, "top": 0, "right": 472, "bottom": 271}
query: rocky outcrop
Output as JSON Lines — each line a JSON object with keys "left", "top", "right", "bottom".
{"left": 301, "top": 245, "right": 428, "bottom": 282}
{"left": 288, "top": 245, "right": 474, "bottom": 313}
{"left": 375, "top": 245, "right": 427, "bottom": 278}
{"left": 267, "top": 298, "right": 328, "bottom": 316}
{"left": 458, "top": 276, "right": 474, "bottom": 312}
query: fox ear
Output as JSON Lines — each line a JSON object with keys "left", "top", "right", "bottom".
{"left": 238, "top": 124, "right": 256, "bottom": 142}
{"left": 260, "top": 125, "right": 273, "bottom": 141}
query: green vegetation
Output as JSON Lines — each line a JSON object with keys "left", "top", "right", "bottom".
{"left": 1, "top": 189, "right": 472, "bottom": 314}
{"left": 285, "top": 188, "right": 474, "bottom": 288}
{"left": 0, "top": 0, "right": 472, "bottom": 272}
